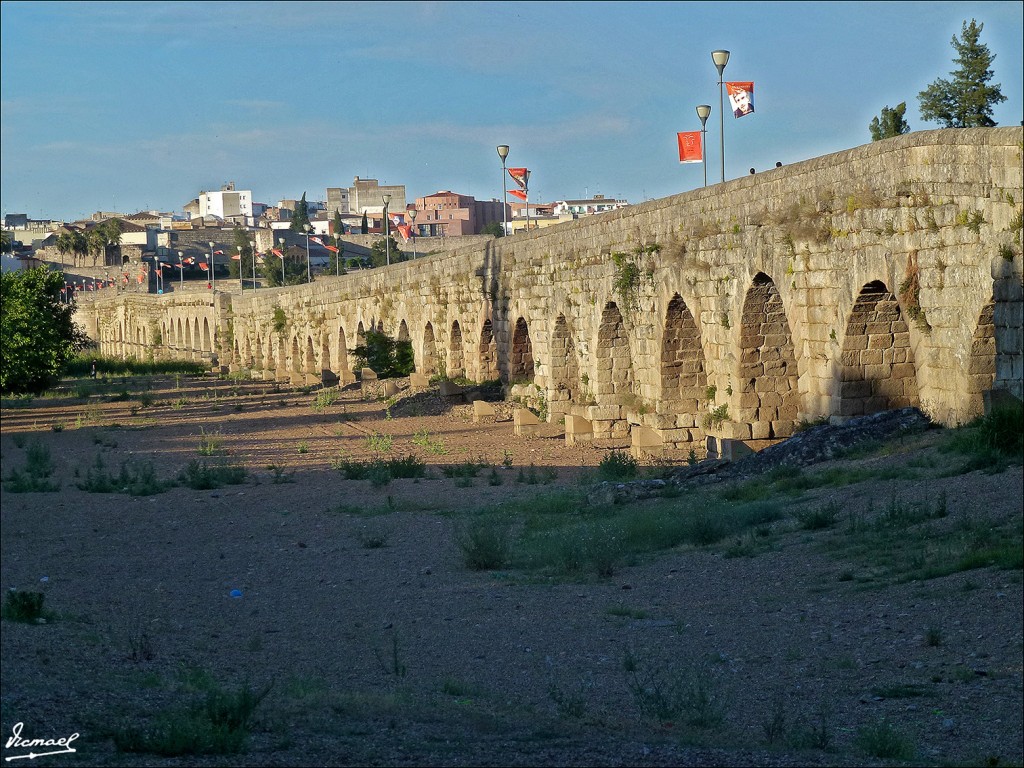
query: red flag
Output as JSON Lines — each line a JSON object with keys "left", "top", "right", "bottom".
{"left": 325, "top": 244, "right": 340, "bottom": 253}
{"left": 726, "top": 82, "right": 754, "bottom": 117}
{"left": 122, "top": 274, "right": 129, "bottom": 285}
{"left": 230, "top": 253, "right": 241, "bottom": 260}
{"left": 677, "top": 131, "right": 702, "bottom": 163}
{"left": 508, "top": 189, "right": 527, "bottom": 201}
{"left": 390, "top": 213, "right": 405, "bottom": 226}
{"left": 184, "top": 257, "right": 195, "bottom": 265}
{"left": 213, "top": 249, "right": 224, "bottom": 255}
{"left": 156, "top": 267, "right": 162, "bottom": 276}
{"left": 272, "top": 248, "right": 283, "bottom": 257}
{"left": 508, "top": 167, "right": 529, "bottom": 190}
{"left": 396, "top": 224, "right": 412, "bottom": 242}
{"left": 310, "top": 236, "right": 325, "bottom": 246}
{"left": 136, "top": 274, "right": 144, "bottom": 284}
{"left": 199, "top": 262, "right": 209, "bottom": 271}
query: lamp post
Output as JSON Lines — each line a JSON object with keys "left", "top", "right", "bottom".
{"left": 252, "top": 246, "right": 258, "bottom": 289}
{"left": 208, "top": 241, "right": 216, "bottom": 291}
{"left": 696, "top": 104, "right": 712, "bottom": 187}
{"left": 155, "top": 260, "right": 163, "bottom": 294}
{"left": 497, "top": 144, "right": 509, "bottom": 235}
{"left": 523, "top": 169, "right": 532, "bottom": 232}
{"left": 278, "top": 237, "right": 286, "bottom": 286}
{"left": 408, "top": 208, "right": 417, "bottom": 259}
{"left": 304, "top": 224, "right": 312, "bottom": 283}
{"left": 381, "top": 193, "right": 391, "bottom": 266}
{"left": 177, "top": 251, "right": 184, "bottom": 289}
{"left": 712, "top": 50, "right": 730, "bottom": 183}
{"left": 237, "top": 246, "right": 244, "bottom": 292}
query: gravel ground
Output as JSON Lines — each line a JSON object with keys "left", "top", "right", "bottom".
{"left": 1, "top": 375, "right": 1021, "bottom": 767}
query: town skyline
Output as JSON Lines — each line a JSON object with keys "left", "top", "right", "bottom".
{"left": 2, "top": 1, "right": 1022, "bottom": 223}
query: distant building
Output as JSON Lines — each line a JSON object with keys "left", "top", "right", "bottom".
{"left": 411, "top": 191, "right": 508, "bottom": 237}
{"left": 198, "top": 182, "right": 253, "bottom": 222}
{"left": 326, "top": 187, "right": 351, "bottom": 215}
{"left": 552, "top": 194, "right": 629, "bottom": 217}
{"left": 349, "top": 177, "right": 406, "bottom": 217}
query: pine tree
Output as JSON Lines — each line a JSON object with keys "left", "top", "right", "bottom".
{"left": 918, "top": 19, "right": 1006, "bottom": 128}
{"left": 361, "top": 211, "right": 368, "bottom": 235}
{"left": 290, "top": 192, "right": 311, "bottom": 232}
{"left": 869, "top": 102, "right": 911, "bottom": 141}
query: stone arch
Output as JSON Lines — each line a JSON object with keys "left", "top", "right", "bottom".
{"left": 253, "top": 334, "right": 264, "bottom": 372}
{"left": 422, "top": 322, "right": 438, "bottom": 376}
{"left": 449, "top": 321, "right": 465, "bottom": 379}
{"left": 966, "top": 299, "right": 996, "bottom": 417}
{"left": 335, "top": 325, "right": 351, "bottom": 380}
{"left": 549, "top": 314, "right": 580, "bottom": 416}
{"left": 509, "top": 317, "right": 535, "bottom": 382}
{"left": 739, "top": 273, "right": 800, "bottom": 439}
{"left": 479, "top": 319, "right": 499, "bottom": 381}
{"left": 304, "top": 335, "right": 316, "bottom": 376}
{"left": 839, "top": 281, "right": 919, "bottom": 418}
{"left": 176, "top": 318, "right": 183, "bottom": 349}
{"left": 398, "top": 319, "right": 410, "bottom": 342}
{"left": 659, "top": 294, "right": 707, "bottom": 435}
{"left": 192, "top": 318, "right": 200, "bottom": 358}
{"left": 184, "top": 318, "right": 193, "bottom": 351}
{"left": 320, "top": 330, "right": 332, "bottom": 378}
{"left": 202, "top": 318, "right": 212, "bottom": 354}
{"left": 356, "top": 322, "right": 366, "bottom": 347}
{"left": 290, "top": 336, "right": 302, "bottom": 374}
{"left": 595, "top": 302, "right": 633, "bottom": 401}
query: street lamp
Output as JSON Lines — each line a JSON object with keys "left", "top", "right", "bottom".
{"left": 522, "top": 169, "right": 532, "bottom": 232}
{"left": 208, "top": 241, "right": 216, "bottom": 291}
{"left": 497, "top": 144, "right": 509, "bottom": 235}
{"left": 696, "top": 104, "right": 712, "bottom": 187}
{"left": 177, "top": 250, "right": 184, "bottom": 289}
{"left": 304, "top": 224, "right": 312, "bottom": 283}
{"left": 252, "top": 245, "right": 258, "bottom": 290}
{"left": 712, "top": 49, "right": 730, "bottom": 183}
{"left": 408, "top": 208, "right": 418, "bottom": 259}
{"left": 381, "top": 193, "right": 391, "bottom": 266}
{"left": 237, "top": 245, "right": 244, "bottom": 292}
{"left": 278, "top": 237, "right": 286, "bottom": 286}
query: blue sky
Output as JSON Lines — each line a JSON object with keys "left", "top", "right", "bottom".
{"left": 2, "top": 1, "right": 1022, "bottom": 222}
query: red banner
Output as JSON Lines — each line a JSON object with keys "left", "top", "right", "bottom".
{"left": 507, "top": 188, "right": 527, "bottom": 201}
{"left": 726, "top": 82, "right": 755, "bottom": 117}
{"left": 677, "top": 131, "right": 702, "bottom": 163}
{"left": 508, "top": 167, "right": 529, "bottom": 190}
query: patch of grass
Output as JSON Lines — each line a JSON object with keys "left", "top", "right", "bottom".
{"left": 412, "top": 429, "right": 448, "bottom": 455}
{"left": 366, "top": 431, "right": 393, "bottom": 454}
{"left": 458, "top": 517, "right": 512, "bottom": 570}
{"left": 267, "top": 464, "right": 295, "bottom": 484}
{"left": 311, "top": 388, "right": 340, "bottom": 412}
{"left": 795, "top": 500, "right": 840, "bottom": 530}
{"left": 2, "top": 589, "right": 46, "bottom": 623}
{"left": 356, "top": 525, "right": 389, "bottom": 549}
{"left": 332, "top": 455, "right": 426, "bottom": 483}
{"left": 113, "top": 680, "right": 271, "bottom": 756}
{"left": 197, "top": 429, "right": 225, "bottom": 456}
{"left": 598, "top": 450, "right": 638, "bottom": 481}
{"left": 624, "top": 651, "right": 725, "bottom": 728}
{"left": 442, "top": 458, "right": 490, "bottom": 479}
{"left": 77, "top": 455, "right": 171, "bottom": 496}
{"left": 941, "top": 400, "right": 1024, "bottom": 473}
{"left": 3, "top": 439, "right": 60, "bottom": 493}
{"left": 179, "top": 459, "right": 247, "bottom": 490}
{"left": 855, "top": 718, "right": 915, "bottom": 760}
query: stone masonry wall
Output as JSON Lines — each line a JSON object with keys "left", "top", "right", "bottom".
{"left": 77, "top": 128, "right": 1024, "bottom": 441}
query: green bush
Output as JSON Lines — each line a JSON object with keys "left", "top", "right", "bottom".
{"left": 179, "top": 459, "right": 246, "bottom": 490}
{"left": 458, "top": 518, "right": 512, "bottom": 570}
{"left": 598, "top": 450, "right": 638, "bottom": 481}
{"left": 352, "top": 330, "right": 414, "bottom": 378}
{"left": 2, "top": 589, "right": 46, "bottom": 623}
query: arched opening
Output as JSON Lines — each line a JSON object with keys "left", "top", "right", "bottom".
{"left": 479, "top": 319, "right": 499, "bottom": 381}
{"left": 356, "top": 322, "right": 366, "bottom": 348}
{"left": 739, "top": 274, "right": 800, "bottom": 439}
{"left": 509, "top": 317, "right": 535, "bottom": 383}
{"left": 184, "top": 319, "right": 193, "bottom": 351}
{"left": 449, "top": 321, "right": 465, "bottom": 379}
{"left": 320, "top": 331, "right": 333, "bottom": 379}
{"left": 304, "top": 335, "right": 316, "bottom": 375}
{"left": 966, "top": 299, "right": 996, "bottom": 417}
{"left": 192, "top": 318, "right": 200, "bottom": 358}
{"left": 291, "top": 337, "right": 302, "bottom": 374}
{"left": 839, "top": 281, "right": 919, "bottom": 418}
{"left": 336, "top": 325, "right": 351, "bottom": 380}
{"left": 660, "top": 294, "right": 707, "bottom": 434}
{"left": 549, "top": 314, "right": 580, "bottom": 416}
{"left": 422, "top": 322, "right": 438, "bottom": 376}
{"left": 202, "top": 318, "right": 212, "bottom": 353}
{"left": 398, "top": 320, "right": 410, "bottom": 342}
{"left": 253, "top": 334, "right": 264, "bottom": 372}
{"left": 595, "top": 302, "right": 632, "bottom": 401}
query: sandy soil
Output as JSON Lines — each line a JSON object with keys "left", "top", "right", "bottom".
{"left": 1, "top": 375, "right": 1021, "bottom": 767}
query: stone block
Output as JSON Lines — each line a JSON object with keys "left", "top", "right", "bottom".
{"left": 383, "top": 380, "right": 400, "bottom": 398}
{"left": 631, "top": 425, "right": 663, "bottom": 448}
{"left": 472, "top": 400, "right": 497, "bottom": 423}
{"left": 439, "top": 380, "right": 466, "bottom": 397}
{"left": 564, "top": 414, "right": 593, "bottom": 445}
{"left": 409, "top": 372, "right": 430, "bottom": 390}
{"left": 585, "top": 404, "right": 621, "bottom": 421}
{"left": 360, "top": 367, "right": 378, "bottom": 382}
{"left": 513, "top": 408, "right": 541, "bottom": 436}
{"left": 321, "top": 369, "right": 340, "bottom": 386}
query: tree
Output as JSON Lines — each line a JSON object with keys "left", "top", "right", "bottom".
{"left": 369, "top": 236, "right": 404, "bottom": 268}
{"left": 360, "top": 211, "right": 368, "bottom": 235}
{"left": 332, "top": 210, "right": 344, "bottom": 245}
{"left": 259, "top": 246, "right": 309, "bottom": 287}
{"left": 869, "top": 102, "right": 911, "bottom": 141}
{"left": 352, "top": 330, "right": 414, "bottom": 378}
{"left": 918, "top": 19, "right": 1006, "bottom": 128}
{"left": 328, "top": 241, "right": 346, "bottom": 276}
{"left": 1, "top": 267, "right": 88, "bottom": 394}
{"left": 55, "top": 229, "right": 88, "bottom": 263}
{"left": 482, "top": 221, "right": 505, "bottom": 238}
{"left": 1, "top": 230, "right": 12, "bottom": 254}
{"left": 290, "top": 192, "right": 310, "bottom": 232}
{"left": 227, "top": 226, "right": 255, "bottom": 281}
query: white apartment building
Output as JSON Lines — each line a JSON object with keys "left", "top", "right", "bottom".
{"left": 198, "top": 182, "right": 253, "bottom": 221}
{"left": 551, "top": 195, "right": 629, "bottom": 217}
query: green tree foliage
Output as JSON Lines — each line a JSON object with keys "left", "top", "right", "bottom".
{"left": 55, "top": 228, "right": 88, "bottom": 261}
{"left": 290, "top": 192, "right": 311, "bottom": 232}
{"left": 481, "top": 221, "right": 505, "bottom": 238}
{"left": 353, "top": 330, "right": 415, "bottom": 378}
{"left": 327, "top": 241, "right": 346, "bottom": 276}
{"left": 1, "top": 267, "right": 89, "bottom": 393}
{"left": 369, "top": 236, "right": 404, "bottom": 268}
{"left": 259, "top": 247, "right": 309, "bottom": 287}
{"left": 332, "top": 210, "right": 344, "bottom": 245}
{"left": 361, "top": 211, "right": 368, "bottom": 235}
{"left": 918, "top": 19, "right": 1006, "bottom": 128}
{"left": 869, "top": 102, "right": 911, "bottom": 141}
{"left": 1, "top": 230, "right": 12, "bottom": 254}
{"left": 227, "top": 226, "right": 256, "bottom": 281}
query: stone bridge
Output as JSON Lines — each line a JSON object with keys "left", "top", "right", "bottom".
{"left": 75, "top": 128, "right": 1024, "bottom": 447}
